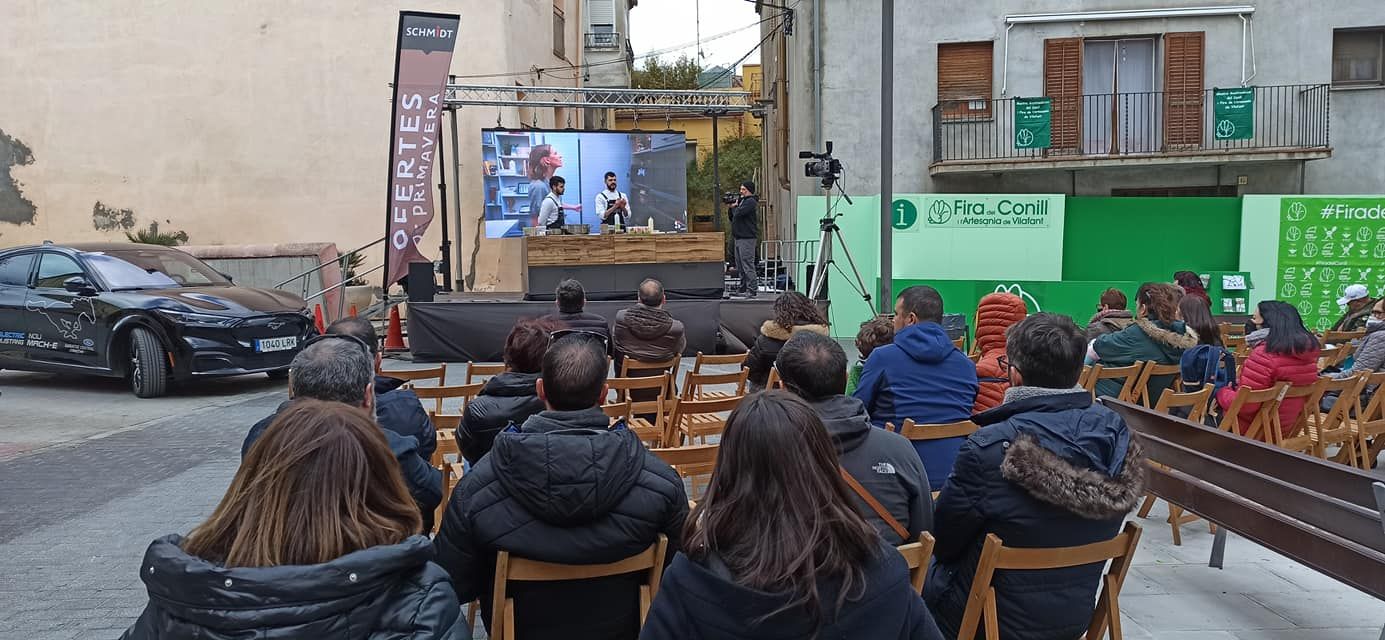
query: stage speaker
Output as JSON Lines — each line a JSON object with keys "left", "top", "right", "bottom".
{"left": 407, "top": 262, "right": 436, "bottom": 302}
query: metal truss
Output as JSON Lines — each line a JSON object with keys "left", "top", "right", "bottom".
{"left": 444, "top": 84, "right": 756, "bottom": 113}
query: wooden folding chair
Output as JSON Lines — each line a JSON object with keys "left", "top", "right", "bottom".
{"left": 1130, "top": 362, "right": 1182, "bottom": 408}
{"left": 896, "top": 531, "right": 937, "bottom": 595}
{"left": 952, "top": 335, "right": 966, "bottom": 352}
{"left": 690, "top": 351, "right": 747, "bottom": 373}
{"left": 606, "top": 374, "right": 671, "bottom": 447}
{"left": 651, "top": 443, "right": 719, "bottom": 499}
{"left": 602, "top": 401, "right": 632, "bottom": 424}
{"left": 1322, "top": 330, "right": 1366, "bottom": 345}
{"left": 681, "top": 368, "right": 749, "bottom": 400}
{"left": 1273, "top": 379, "right": 1327, "bottom": 454}
{"left": 1306, "top": 374, "right": 1367, "bottom": 467}
{"left": 619, "top": 355, "right": 680, "bottom": 397}
{"left": 1138, "top": 384, "right": 1216, "bottom": 545}
{"left": 766, "top": 366, "right": 784, "bottom": 390}
{"left": 955, "top": 522, "right": 1143, "bottom": 640}
{"left": 666, "top": 395, "right": 745, "bottom": 446}
{"left": 1218, "top": 323, "right": 1245, "bottom": 348}
{"left": 1084, "top": 362, "right": 1145, "bottom": 402}
{"left": 1319, "top": 343, "right": 1356, "bottom": 371}
{"left": 413, "top": 382, "right": 486, "bottom": 416}
{"left": 387, "top": 363, "right": 447, "bottom": 388}
{"left": 490, "top": 535, "right": 669, "bottom": 640}
{"left": 1077, "top": 365, "right": 1093, "bottom": 391}
{"left": 891, "top": 419, "right": 979, "bottom": 499}
{"left": 1218, "top": 383, "right": 1287, "bottom": 443}
{"left": 427, "top": 413, "right": 462, "bottom": 467}
{"left": 1350, "top": 371, "right": 1385, "bottom": 469}
{"left": 465, "top": 362, "right": 506, "bottom": 384}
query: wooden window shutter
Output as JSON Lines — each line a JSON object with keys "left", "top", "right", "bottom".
{"left": 1163, "top": 31, "right": 1205, "bottom": 147}
{"left": 938, "top": 42, "right": 994, "bottom": 120}
{"left": 1044, "top": 38, "right": 1082, "bottom": 152}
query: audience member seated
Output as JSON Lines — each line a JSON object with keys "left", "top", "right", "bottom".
{"left": 434, "top": 333, "right": 688, "bottom": 640}
{"left": 546, "top": 278, "right": 611, "bottom": 343}
{"left": 925, "top": 313, "right": 1146, "bottom": 640}
{"left": 1173, "top": 270, "right": 1211, "bottom": 307}
{"left": 853, "top": 285, "right": 978, "bottom": 490}
{"left": 326, "top": 316, "right": 437, "bottom": 463}
{"left": 1216, "top": 301, "right": 1320, "bottom": 437}
{"left": 848, "top": 316, "right": 895, "bottom": 395}
{"left": 1090, "top": 283, "right": 1194, "bottom": 400}
{"left": 1331, "top": 284, "right": 1376, "bottom": 333}
{"left": 124, "top": 400, "right": 462, "bottom": 639}
{"left": 745, "top": 291, "right": 830, "bottom": 390}
{"left": 241, "top": 337, "right": 442, "bottom": 530}
{"left": 1085, "top": 288, "right": 1134, "bottom": 339}
{"left": 777, "top": 332, "right": 933, "bottom": 544}
{"left": 1324, "top": 297, "right": 1385, "bottom": 411}
{"left": 972, "top": 292, "right": 1029, "bottom": 413}
{"left": 1180, "top": 293, "right": 1221, "bottom": 347}
{"left": 458, "top": 319, "right": 551, "bottom": 464}
{"left": 613, "top": 278, "right": 687, "bottom": 373}
{"left": 641, "top": 391, "right": 945, "bottom": 640}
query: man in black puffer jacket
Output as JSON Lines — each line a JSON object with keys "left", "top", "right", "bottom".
{"left": 612, "top": 278, "right": 686, "bottom": 373}
{"left": 777, "top": 331, "right": 933, "bottom": 545}
{"left": 544, "top": 278, "right": 610, "bottom": 343}
{"left": 434, "top": 333, "right": 688, "bottom": 640}
{"left": 458, "top": 319, "right": 549, "bottom": 464}
{"left": 925, "top": 313, "right": 1145, "bottom": 640}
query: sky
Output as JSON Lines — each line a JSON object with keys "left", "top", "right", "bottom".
{"left": 627, "top": 0, "right": 766, "bottom": 74}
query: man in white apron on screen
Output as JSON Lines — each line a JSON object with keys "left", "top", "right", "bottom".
{"left": 597, "top": 171, "right": 631, "bottom": 231}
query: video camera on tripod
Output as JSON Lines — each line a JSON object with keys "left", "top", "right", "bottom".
{"left": 799, "top": 141, "right": 843, "bottom": 190}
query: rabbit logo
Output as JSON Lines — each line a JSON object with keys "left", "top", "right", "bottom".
{"left": 993, "top": 284, "right": 1041, "bottom": 312}
{"left": 1359, "top": 227, "right": 1374, "bottom": 243}
{"left": 1298, "top": 301, "right": 1314, "bottom": 316}
{"left": 1281, "top": 282, "right": 1297, "bottom": 298}
{"left": 1320, "top": 267, "right": 1336, "bottom": 283}
{"left": 1317, "top": 317, "right": 1332, "bottom": 333}
{"left": 1285, "top": 227, "right": 1302, "bottom": 242}
{"left": 1303, "top": 243, "right": 1319, "bottom": 258}
{"left": 1375, "top": 243, "right": 1385, "bottom": 259}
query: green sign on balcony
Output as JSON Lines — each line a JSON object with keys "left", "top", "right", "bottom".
{"left": 1213, "top": 87, "right": 1255, "bottom": 140}
{"left": 1014, "top": 97, "right": 1052, "bottom": 149}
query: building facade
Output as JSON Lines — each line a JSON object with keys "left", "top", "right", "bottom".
{"left": 0, "top": 0, "right": 589, "bottom": 292}
{"left": 583, "top": 0, "right": 638, "bottom": 130}
{"left": 758, "top": 0, "right": 1385, "bottom": 240}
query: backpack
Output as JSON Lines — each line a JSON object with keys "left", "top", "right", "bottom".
{"left": 1180, "top": 344, "right": 1237, "bottom": 396}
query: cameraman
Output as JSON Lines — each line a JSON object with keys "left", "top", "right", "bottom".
{"left": 730, "top": 181, "right": 759, "bottom": 298}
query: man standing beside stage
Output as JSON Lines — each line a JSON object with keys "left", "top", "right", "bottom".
{"left": 730, "top": 181, "right": 759, "bottom": 298}
{"left": 597, "top": 171, "right": 631, "bottom": 230}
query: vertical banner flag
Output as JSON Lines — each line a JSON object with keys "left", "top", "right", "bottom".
{"left": 1014, "top": 97, "right": 1052, "bottom": 149}
{"left": 1213, "top": 87, "right": 1254, "bottom": 141}
{"left": 384, "top": 11, "right": 460, "bottom": 287}
{"left": 1276, "top": 197, "right": 1385, "bottom": 332}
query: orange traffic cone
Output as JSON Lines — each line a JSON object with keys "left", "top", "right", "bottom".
{"left": 383, "top": 305, "right": 407, "bottom": 352}
{"left": 312, "top": 304, "right": 326, "bottom": 334}
{"left": 349, "top": 304, "right": 359, "bottom": 317}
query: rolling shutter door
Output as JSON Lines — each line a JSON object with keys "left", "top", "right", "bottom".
{"left": 1163, "top": 31, "right": 1205, "bottom": 147}
{"left": 1044, "top": 38, "right": 1082, "bottom": 152}
{"left": 938, "top": 41, "right": 994, "bottom": 120}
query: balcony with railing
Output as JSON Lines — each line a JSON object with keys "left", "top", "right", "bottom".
{"left": 930, "top": 84, "right": 1332, "bottom": 175}
{"left": 585, "top": 31, "right": 622, "bottom": 50}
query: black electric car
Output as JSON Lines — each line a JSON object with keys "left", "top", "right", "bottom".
{"left": 0, "top": 242, "right": 315, "bottom": 397}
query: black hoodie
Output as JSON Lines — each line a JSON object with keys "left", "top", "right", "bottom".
{"left": 457, "top": 371, "right": 545, "bottom": 464}
{"left": 640, "top": 540, "right": 945, "bottom": 640}
{"left": 812, "top": 394, "right": 934, "bottom": 544}
{"left": 433, "top": 407, "right": 688, "bottom": 640}
{"left": 122, "top": 535, "right": 464, "bottom": 639}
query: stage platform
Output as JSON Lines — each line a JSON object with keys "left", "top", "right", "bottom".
{"left": 407, "top": 292, "right": 789, "bottom": 363}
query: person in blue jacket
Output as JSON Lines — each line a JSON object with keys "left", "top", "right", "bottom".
{"left": 853, "top": 285, "right": 978, "bottom": 489}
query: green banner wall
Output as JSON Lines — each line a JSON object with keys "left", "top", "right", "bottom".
{"left": 1063, "top": 197, "right": 1242, "bottom": 282}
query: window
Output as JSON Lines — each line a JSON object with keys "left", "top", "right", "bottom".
{"left": 553, "top": 5, "right": 566, "bottom": 60}
{"left": 1163, "top": 32, "right": 1205, "bottom": 147}
{"left": 937, "top": 41, "right": 993, "bottom": 120}
{"left": 1044, "top": 38, "right": 1083, "bottom": 151}
{"left": 1333, "top": 28, "right": 1384, "bottom": 87}
{"left": 0, "top": 253, "right": 33, "bottom": 286}
{"left": 34, "top": 253, "right": 84, "bottom": 289}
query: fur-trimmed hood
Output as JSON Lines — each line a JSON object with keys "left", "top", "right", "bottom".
{"left": 1001, "top": 435, "right": 1146, "bottom": 520}
{"left": 759, "top": 320, "right": 830, "bottom": 341}
{"left": 1134, "top": 317, "right": 1198, "bottom": 351}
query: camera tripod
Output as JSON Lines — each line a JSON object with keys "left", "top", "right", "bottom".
{"left": 807, "top": 186, "right": 874, "bottom": 315}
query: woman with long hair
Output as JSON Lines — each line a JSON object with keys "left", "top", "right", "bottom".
{"left": 1216, "top": 301, "right": 1321, "bottom": 437}
{"left": 122, "top": 401, "right": 464, "bottom": 639}
{"left": 526, "top": 143, "right": 580, "bottom": 227}
{"left": 1179, "top": 294, "right": 1221, "bottom": 347}
{"left": 1091, "top": 282, "right": 1197, "bottom": 400}
{"left": 641, "top": 391, "right": 943, "bottom": 639}
{"left": 745, "top": 292, "right": 830, "bottom": 390}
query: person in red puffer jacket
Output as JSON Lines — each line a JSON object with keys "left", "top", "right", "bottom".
{"left": 1216, "top": 301, "right": 1321, "bottom": 438}
{"left": 972, "top": 292, "right": 1029, "bottom": 413}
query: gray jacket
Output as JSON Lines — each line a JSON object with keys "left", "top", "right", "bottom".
{"left": 812, "top": 394, "right": 933, "bottom": 544}
{"left": 1333, "top": 322, "right": 1385, "bottom": 379}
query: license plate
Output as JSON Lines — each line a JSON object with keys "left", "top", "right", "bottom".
{"left": 255, "top": 336, "right": 298, "bottom": 353}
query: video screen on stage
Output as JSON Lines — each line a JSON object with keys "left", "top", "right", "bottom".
{"left": 480, "top": 129, "right": 688, "bottom": 238}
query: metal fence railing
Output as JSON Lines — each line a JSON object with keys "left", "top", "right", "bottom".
{"left": 932, "top": 84, "right": 1331, "bottom": 165}
{"left": 584, "top": 32, "right": 621, "bottom": 50}
{"left": 758, "top": 239, "right": 817, "bottom": 294}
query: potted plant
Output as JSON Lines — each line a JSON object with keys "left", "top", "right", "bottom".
{"left": 339, "top": 252, "right": 376, "bottom": 315}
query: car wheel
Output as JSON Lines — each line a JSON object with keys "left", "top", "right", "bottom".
{"left": 129, "top": 327, "right": 169, "bottom": 398}
{"left": 266, "top": 369, "right": 289, "bottom": 381}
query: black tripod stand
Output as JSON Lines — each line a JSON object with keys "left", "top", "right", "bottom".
{"left": 807, "top": 186, "right": 873, "bottom": 316}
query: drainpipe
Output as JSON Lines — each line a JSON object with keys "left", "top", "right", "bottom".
{"left": 815, "top": 0, "right": 823, "bottom": 146}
